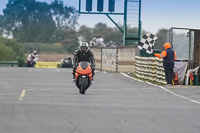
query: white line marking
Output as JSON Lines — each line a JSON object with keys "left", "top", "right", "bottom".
{"left": 103, "top": 71, "right": 106, "bottom": 73}
{"left": 121, "top": 73, "right": 143, "bottom": 83}
{"left": 19, "top": 90, "right": 26, "bottom": 101}
{"left": 121, "top": 73, "right": 200, "bottom": 105}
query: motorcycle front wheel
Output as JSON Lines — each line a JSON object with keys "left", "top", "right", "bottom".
{"left": 80, "top": 77, "right": 86, "bottom": 94}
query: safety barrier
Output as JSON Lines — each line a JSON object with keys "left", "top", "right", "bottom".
{"left": 90, "top": 47, "right": 166, "bottom": 84}
{"left": 91, "top": 46, "right": 139, "bottom": 72}
{"left": 0, "top": 61, "right": 18, "bottom": 67}
{"left": 135, "top": 56, "right": 166, "bottom": 84}
{"left": 35, "top": 62, "right": 60, "bottom": 68}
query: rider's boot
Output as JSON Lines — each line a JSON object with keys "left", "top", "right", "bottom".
{"left": 72, "top": 74, "right": 75, "bottom": 83}
{"left": 91, "top": 77, "right": 94, "bottom": 84}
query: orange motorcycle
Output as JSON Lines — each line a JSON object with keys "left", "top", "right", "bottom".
{"left": 75, "top": 61, "right": 93, "bottom": 94}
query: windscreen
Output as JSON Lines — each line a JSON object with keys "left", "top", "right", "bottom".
{"left": 80, "top": 62, "right": 89, "bottom": 70}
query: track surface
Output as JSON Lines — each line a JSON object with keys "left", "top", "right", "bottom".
{"left": 0, "top": 68, "right": 200, "bottom": 133}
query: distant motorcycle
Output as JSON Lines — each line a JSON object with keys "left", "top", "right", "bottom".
{"left": 27, "top": 51, "right": 39, "bottom": 68}
{"left": 27, "top": 57, "right": 39, "bottom": 67}
{"left": 74, "top": 61, "right": 93, "bottom": 94}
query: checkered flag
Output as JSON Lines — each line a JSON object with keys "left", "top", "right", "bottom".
{"left": 138, "top": 32, "right": 158, "bottom": 54}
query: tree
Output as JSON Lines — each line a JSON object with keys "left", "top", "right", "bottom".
{"left": 154, "top": 28, "right": 168, "bottom": 51}
{"left": 0, "top": 15, "right": 4, "bottom": 36}
{"left": 0, "top": 35, "right": 24, "bottom": 61}
{"left": 92, "top": 23, "right": 123, "bottom": 46}
{"left": 0, "top": 43, "right": 16, "bottom": 61}
{"left": 78, "top": 25, "right": 93, "bottom": 43}
{"left": 50, "top": 0, "right": 78, "bottom": 30}
{"left": 61, "top": 27, "right": 79, "bottom": 53}
{"left": 102, "top": 27, "right": 123, "bottom": 46}
{"left": 0, "top": 0, "right": 78, "bottom": 43}
{"left": 93, "top": 23, "right": 108, "bottom": 34}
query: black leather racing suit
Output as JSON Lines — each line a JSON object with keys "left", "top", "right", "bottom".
{"left": 72, "top": 49, "right": 95, "bottom": 79}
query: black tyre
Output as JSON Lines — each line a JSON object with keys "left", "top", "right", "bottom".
{"left": 80, "top": 78, "right": 86, "bottom": 94}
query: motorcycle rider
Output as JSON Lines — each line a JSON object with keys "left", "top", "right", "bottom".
{"left": 27, "top": 50, "right": 38, "bottom": 67}
{"left": 72, "top": 42, "right": 95, "bottom": 83}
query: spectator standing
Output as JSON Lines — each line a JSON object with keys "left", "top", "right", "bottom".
{"left": 90, "top": 35, "right": 106, "bottom": 47}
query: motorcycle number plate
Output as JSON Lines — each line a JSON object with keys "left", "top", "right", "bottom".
{"left": 82, "top": 75, "right": 86, "bottom": 78}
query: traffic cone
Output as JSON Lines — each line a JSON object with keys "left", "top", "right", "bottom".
{"left": 173, "top": 72, "right": 178, "bottom": 85}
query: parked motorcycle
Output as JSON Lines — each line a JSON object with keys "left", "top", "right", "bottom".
{"left": 57, "top": 57, "right": 72, "bottom": 68}
{"left": 75, "top": 61, "right": 93, "bottom": 94}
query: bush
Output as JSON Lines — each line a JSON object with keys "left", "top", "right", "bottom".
{"left": 0, "top": 36, "right": 24, "bottom": 57}
{"left": 17, "top": 56, "right": 25, "bottom": 67}
{"left": 63, "top": 43, "right": 79, "bottom": 53}
{"left": 0, "top": 43, "right": 16, "bottom": 61}
{"left": 0, "top": 36, "right": 25, "bottom": 62}
{"left": 20, "top": 42, "right": 67, "bottom": 53}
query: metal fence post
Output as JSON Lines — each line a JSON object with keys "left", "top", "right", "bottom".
{"left": 116, "top": 48, "right": 118, "bottom": 73}
{"left": 101, "top": 47, "right": 103, "bottom": 70}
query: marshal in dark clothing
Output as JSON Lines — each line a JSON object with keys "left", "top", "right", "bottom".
{"left": 163, "top": 48, "right": 175, "bottom": 69}
{"left": 154, "top": 43, "right": 177, "bottom": 85}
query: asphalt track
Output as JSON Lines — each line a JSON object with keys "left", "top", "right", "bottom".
{"left": 0, "top": 67, "right": 200, "bottom": 133}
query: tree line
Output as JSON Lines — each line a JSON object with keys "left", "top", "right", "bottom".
{"left": 0, "top": 0, "right": 187, "bottom": 61}
{"left": 0, "top": 0, "right": 123, "bottom": 54}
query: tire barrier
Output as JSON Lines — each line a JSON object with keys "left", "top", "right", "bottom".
{"left": 91, "top": 47, "right": 166, "bottom": 84}
{"left": 35, "top": 62, "right": 60, "bottom": 68}
{"left": 135, "top": 56, "right": 167, "bottom": 84}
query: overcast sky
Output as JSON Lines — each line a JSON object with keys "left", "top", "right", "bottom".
{"left": 0, "top": 0, "right": 200, "bottom": 34}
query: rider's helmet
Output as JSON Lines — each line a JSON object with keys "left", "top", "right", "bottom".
{"left": 31, "top": 50, "right": 37, "bottom": 58}
{"left": 33, "top": 50, "right": 37, "bottom": 55}
{"left": 80, "top": 42, "right": 89, "bottom": 53}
